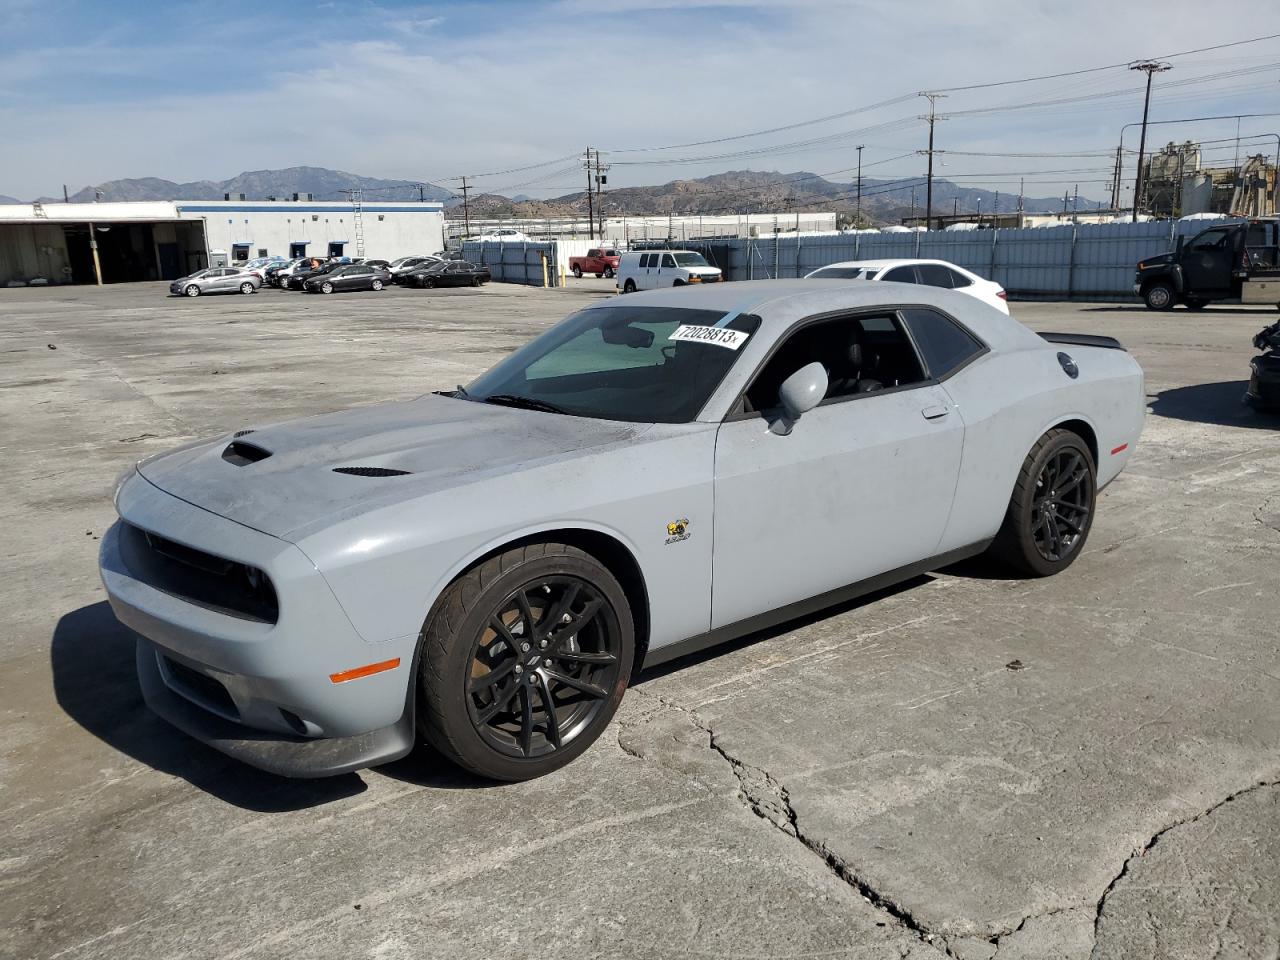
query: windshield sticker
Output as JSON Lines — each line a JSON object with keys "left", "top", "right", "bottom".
{"left": 669, "top": 325, "right": 749, "bottom": 350}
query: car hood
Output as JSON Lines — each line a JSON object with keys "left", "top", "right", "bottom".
{"left": 1138, "top": 252, "right": 1176, "bottom": 269}
{"left": 135, "top": 395, "right": 649, "bottom": 541}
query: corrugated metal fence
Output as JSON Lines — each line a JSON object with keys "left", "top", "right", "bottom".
{"left": 462, "top": 241, "right": 559, "bottom": 287}
{"left": 697, "top": 219, "right": 1235, "bottom": 300}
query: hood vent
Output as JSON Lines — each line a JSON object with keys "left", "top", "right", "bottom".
{"left": 222, "top": 441, "right": 272, "bottom": 466}
{"left": 332, "top": 466, "right": 412, "bottom": 477}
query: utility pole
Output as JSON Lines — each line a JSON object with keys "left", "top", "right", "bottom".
{"left": 455, "top": 176, "right": 472, "bottom": 238}
{"left": 1129, "top": 60, "right": 1171, "bottom": 222}
{"left": 584, "top": 147, "right": 596, "bottom": 240}
{"left": 855, "top": 144, "right": 864, "bottom": 224}
{"left": 1073, "top": 183, "right": 1079, "bottom": 222}
{"left": 1018, "top": 177, "right": 1025, "bottom": 226}
{"left": 919, "top": 92, "right": 947, "bottom": 231}
{"left": 593, "top": 149, "right": 608, "bottom": 240}
{"left": 417, "top": 183, "right": 425, "bottom": 203}
{"left": 1110, "top": 145, "right": 1123, "bottom": 211}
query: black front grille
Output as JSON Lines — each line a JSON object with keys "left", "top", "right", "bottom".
{"left": 120, "top": 523, "right": 279, "bottom": 623}
{"left": 332, "top": 466, "right": 412, "bottom": 477}
{"left": 163, "top": 656, "right": 239, "bottom": 719}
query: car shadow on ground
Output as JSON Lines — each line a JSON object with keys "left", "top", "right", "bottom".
{"left": 50, "top": 602, "right": 484, "bottom": 809}
{"left": 1150, "top": 381, "right": 1278, "bottom": 429}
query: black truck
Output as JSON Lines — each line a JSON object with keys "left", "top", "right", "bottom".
{"left": 1135, "top": 218, "right": 1280, "bottom": 311}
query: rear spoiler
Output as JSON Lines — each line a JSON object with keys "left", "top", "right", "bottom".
{"left": 1038, "top": 332, "right": 1126, "bottom": 351}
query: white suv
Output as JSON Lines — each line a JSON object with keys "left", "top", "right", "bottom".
{"left": 616, "top": 250, "right": 722, "bottom": 292}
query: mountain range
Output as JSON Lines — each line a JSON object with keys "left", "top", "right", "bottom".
{"left": 5, "top": 166, "right": 1088, "bottom": 225}
{"left": 23, "top": 167, "right": 454, "bottom": 204}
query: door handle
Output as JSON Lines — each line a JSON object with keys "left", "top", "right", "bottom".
{"left": 921, "top": 404, "right": 950, "bottom": 420}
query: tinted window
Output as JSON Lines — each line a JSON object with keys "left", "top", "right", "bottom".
{"left": 640, "top": 254, "right": 652, "bottom": 268}
{"left": 661, "top": 254, "right": 676, "bottom": 268}
{"left": 881, "top": 265, "right": 918, "bottom": 283}
{"left": 946, "top": 267, "right": 973, "bottom": 288}
{"left": 1188, "top": 228, "right": 1231, "bottom": 251}
{"left": 672, "top": 252, "right": 708, "bottom": 267}
{"left": 808, "top": 266, "right": 866, "bottom": 279}
{"left": 901, "top": 308, "right": 984, "bottom": 379}
{"left": 917, "top": 264, "right": 955, "bottom": 288}
{"left": 466, "top": 306, "right": 760, "bottom": 424}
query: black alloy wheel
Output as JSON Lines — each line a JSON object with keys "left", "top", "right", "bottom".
{"left": 1029, "top": 447, "right": 1093, "bottom": 563}
{"left": 990, "top": 428, "right": 1096, "bottom": 577}
{"left": 419, "top": 543, "right": 634, "bottom": 780}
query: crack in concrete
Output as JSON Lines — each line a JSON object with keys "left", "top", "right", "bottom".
{"left": 624, "top": 690, "right": 953, "bottom": 956}
{"left": 1088, "top": 777, "right": 1280, "bottom": 959}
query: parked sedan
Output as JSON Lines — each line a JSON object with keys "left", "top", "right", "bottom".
{"left": 303, "top": 263, "right": 392, "bottom": 294}
{"left": 103, "top": 280, "right": 1143, "bottom": 781}
{"left": 283, "top": 262, "right": 341, "bottom": 290}
{"left": 403, "top": 260, "right": 491, "bottom": 288}
{"left": 805, "top": 259, "right": 1009, "bottom": 314}
{"left": 169, "top": 268, "right": 261, "bottom": 297}
{"left": 389, "top": 256, "right": 442, "bottom": 283}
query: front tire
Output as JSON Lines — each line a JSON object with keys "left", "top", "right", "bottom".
{"left": 622, "top": 279, "right": 636, "bottom": 293}
{"left": 321, "top": 281, "right": 334, "bottom": 294}
{"left": 572, "top": 265, "right": 583, "bottom": 279}
{"left": 419, "top": 543, "right": 634, "bottom": 781}
{"left": 989, "top": 428, "right": 1097, "bottom": 577}
{"left": 372, "top": 279, "right": 384, "bottom": 291}
{"left": 239, "top": 281, "right": 254, "bottom": 295}
{"left": 1144, "top": 282, "right": 1175, "bottom": 311}
{"left": 184, "top": 284, "right": 201, "bottom": 297}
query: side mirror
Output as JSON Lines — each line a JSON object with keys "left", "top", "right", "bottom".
{"left": 772, "top": 362, "right": 828, "bottom": 436}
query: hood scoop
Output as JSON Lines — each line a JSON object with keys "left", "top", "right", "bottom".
{"left": 222, "top": 440, "right": 272, "bottom": 466}
{"left": 332, "top": 466, "right": 412, "bottom": 477}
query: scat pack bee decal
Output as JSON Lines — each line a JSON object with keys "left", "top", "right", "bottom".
{"left": 665, "top": 518, "right": 690, "bottom": 545}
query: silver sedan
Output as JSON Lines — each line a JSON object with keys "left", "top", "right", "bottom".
{"left": 169, "top": 268, "right": 261, "bottom": 297}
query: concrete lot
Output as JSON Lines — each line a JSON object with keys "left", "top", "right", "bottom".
{"left": 1, "top": 280, "right": 1278, "bottom": 960}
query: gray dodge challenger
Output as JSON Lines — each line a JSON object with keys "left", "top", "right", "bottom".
{"left": 100, "top": 280, "right": 1144, "bottom": 780}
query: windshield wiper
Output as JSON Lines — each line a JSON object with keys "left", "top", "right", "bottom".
{"left": 481, "top": 394, "right": 570, "bottom": 415}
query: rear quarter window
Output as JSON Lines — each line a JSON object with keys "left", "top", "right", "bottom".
{"left": 900, "top": 308, "right": 986, "bottom": 379}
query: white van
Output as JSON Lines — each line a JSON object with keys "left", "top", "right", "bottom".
{"left": 616, "top": 250, "right": 722, "bottom": 293}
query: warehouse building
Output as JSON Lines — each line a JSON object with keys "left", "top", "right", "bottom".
{"left": 0, "top": 197, "right": 445, "bottom": 286}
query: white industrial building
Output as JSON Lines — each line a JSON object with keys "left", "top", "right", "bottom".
{"left": 0, "top": 198, "right": 445, "bottom": 286}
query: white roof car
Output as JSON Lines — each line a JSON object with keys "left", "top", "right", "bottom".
{"left": 804, "top": 259, "right": 1009, "bottom": 314}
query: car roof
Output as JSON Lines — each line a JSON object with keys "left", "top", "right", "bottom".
{"left": 590, "top": 279, "right": 1037, "bottom": 352}
{"left": 812, "top": 258, "right": 973, "bottom": 271}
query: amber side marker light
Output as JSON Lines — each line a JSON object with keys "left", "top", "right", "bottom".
{"left": 330, "top": 658, "right": 401, "bottom": 683}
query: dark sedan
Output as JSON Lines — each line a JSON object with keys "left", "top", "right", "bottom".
{"left": 403, "top": 260, "right": 491, "bottom": 288}
{"left": 283, "top": 262, "right": 340, "bottom": 290}
{"left": 303, "top": 263, "right": 393, "bottom": 294}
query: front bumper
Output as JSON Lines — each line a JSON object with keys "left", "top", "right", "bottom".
{"left": 100, "top": 473, "right": 418, "bottom": 776}
{"left": 1246, "top": 354, "right": 1280, "bottom": 410}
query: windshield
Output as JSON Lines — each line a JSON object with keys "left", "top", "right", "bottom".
{"left": 423, "top": 261, "right": 449, "bottom": 273}
{"left": 465, "top": 305, "right": 761, "bottom": 423}
{"left": 672, "top": 252, "right": 709, "bottom": 267}
{"left": 809, "top": 266, "right": 873, "bottom": 279}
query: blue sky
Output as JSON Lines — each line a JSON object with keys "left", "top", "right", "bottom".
{"left": 2, "top": 0, "right": 1279, "bottom": 203}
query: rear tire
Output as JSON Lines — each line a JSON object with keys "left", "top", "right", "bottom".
{"left": 1143, "top": 282, "right": 1175, "bottom": 311}
{"left": 989, "top": 428, "right": 1097, "bottom": 577}
{"left": 418, "top": 543, "right": 634, "bottom": 781}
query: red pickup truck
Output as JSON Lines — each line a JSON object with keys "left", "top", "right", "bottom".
{"left": 569, "top": 247, "right": 621, "bottom": 279}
